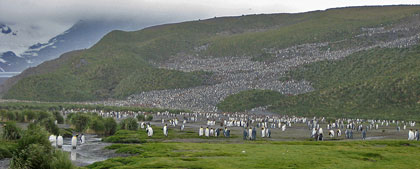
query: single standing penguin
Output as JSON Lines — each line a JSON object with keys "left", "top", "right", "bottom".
{"left": 57, "top": 135, "right": 63, "bottom": 148}
{"left": 80, "top": 134, "right": 86, "bottom": 144}
{"left": 71, "top": 135, "right": 77, "bottom": 149}
{"left": 163, "top": 124, "right": 168, "bottom": 137}
{"left": 49, "top": 135, "right": 57, "bottom": 147}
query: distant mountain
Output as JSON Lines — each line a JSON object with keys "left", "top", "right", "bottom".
{"left": 0, "top": 19, "right": 146, "bottom": 73}
{"left": 2, "top": 6, "right": 420, "bottom": 119}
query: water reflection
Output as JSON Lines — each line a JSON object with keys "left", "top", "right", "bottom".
{"left": 60, "top": 135, "right": 114, "bottom": 166}
{"left": 71, "top": 150, "right": 77, "bottom": 161}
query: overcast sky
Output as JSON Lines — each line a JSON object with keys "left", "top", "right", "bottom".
{"left": 2, "top": 0, "right": 420, "bottom": 24}
{"left": 1, "top": 0, "right": 420, "bottom": 54}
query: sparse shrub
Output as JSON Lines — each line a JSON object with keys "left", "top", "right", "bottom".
{"left": 136, "top": 114, "right": 145, "bottom": 121}
{"left": 11, "top": 125, "right": 51, "bottom": 169}
{"left": 90, "top": 117, "right": 105, "bottom": 134}
{"left": 15, "top": 111, "right": 25, "bottom": 122}
{"left": 53, "top": 112, "right": 64, "bottom": 124}
{"left": 65, "top": 113, "right": 75, "bottom": 124}
{"left": 24, "top": 110, "right": 37, "bottom": 122}
{"left": 58, "top": 128, "right": 72, "bottom": 138}
{"left": 10, "top": 124, "right": 74, "bottom": 169}
{"left": 146, "top": 115, "right": 153, "bottom": 121}
{"left": 6, "top": 111, "right": 16, "bottom": 121}
{"left": 104, "top": 117, "right": 117, "bottom": 136}
{"left": 0, "top": 147, "right": 13, "bottom": 159}
{"left": 50, "top": 150, "right": 73, "bottom": 169}
{"left": 70, "top": 113, "right": 91, "bottom": 132}
{"left": 43, "top": 117, "right": 60, "bottom": 135}
{"left": 0, "top": 110, "right": 6, "bottom": 121}
{"left": 2, "top": 122, "right": 22, "bottom": 140}
{"left": 11, "top": 144, "right": 52, "bottom": 169}
{"left": 16, "top": 125, "right": 51, "bottom": 151}
{"left": 120, "top": 117, "right": 138, "bottom": 131}
{"left": 37, "top": 111, "right": 52, "bottom": 122}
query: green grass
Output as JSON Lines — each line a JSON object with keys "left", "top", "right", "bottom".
{"left": 87, "top": 140, "right": 420, "bottom": 169}
{"left": 105, "top": 144, "right": 144, "bottom": 154}
{"left": 271, "top": 46, "right": 420, "bottom": 120}
{"left": 218, "top": 46, "right": 420, "bottom": 120}
{"left": 217, "top": 89, "right": 285, "bottom": 112}
{"left": 0, "top": 101, "right": 191, "bottom": 114}
{"left": 4, "top": 6, "right": 420, "bottom": 102}
{"left": 103, "top": 130, "right": 147, "bottom": 143}
{"left": 0, "top": 139, "right": 17, "bottom": 159}
{"left": 4, "top": 64, "right": 212, "bottom": 101}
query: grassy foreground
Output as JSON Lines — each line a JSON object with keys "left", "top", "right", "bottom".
{"left": 88, "top": 140, "right": 420, "bottom": 169}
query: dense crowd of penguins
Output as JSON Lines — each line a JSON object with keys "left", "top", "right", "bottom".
{"left": 96, "top": 15, "right": 420, "bottom": 113}
{"left": 48, "top": 108, "right": 420, "bottom": 149}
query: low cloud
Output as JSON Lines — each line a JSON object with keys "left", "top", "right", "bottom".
{"left": 2, "top": 0, "right": 417, "bottom": 25}
{"left": 0, "top": 0, "right": 419, "bottom": 54}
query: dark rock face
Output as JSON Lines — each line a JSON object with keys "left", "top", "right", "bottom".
{"left": 0, "top": 51, "right": 26, "bottom": 72}
{"left": 0, "top": 24, "right": 12, "bottom": 34}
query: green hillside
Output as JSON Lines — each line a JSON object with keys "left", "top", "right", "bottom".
{"left": 218, "top": 46, "right": 420, "bottom": 120}
{"left": 4, "top": 6, "right": 420, "bottom": 102}
{"left": 217, "top": 89, "right": 285, "bottom": 112}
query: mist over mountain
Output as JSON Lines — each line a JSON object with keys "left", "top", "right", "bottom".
{"left": 0, "top": 19, "right": 154, "bottom": 85}
{"left": 2, "top": 19, "right": 149, "bottom": 71}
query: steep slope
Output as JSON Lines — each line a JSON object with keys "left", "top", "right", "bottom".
{"left": 218, "top": 46, "right": 420, "bottom": 120}
{"left": 271, "top": 46, "right": 420, "bottom": 119}
{"left": 3, "top": 6, "right": 420, "bottom": 104}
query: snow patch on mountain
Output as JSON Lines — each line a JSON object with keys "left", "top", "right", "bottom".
{"left": 0, "top": 24, "right": 12, "bottom": 34}
{"left": 23, "top": 39, "right": 56, "bottom": 56}
{"left": 0, "top": 19, "right": 150, "bottom": 74}
{"left": 0, "top": 22, "right": 69, "bottom": 55}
